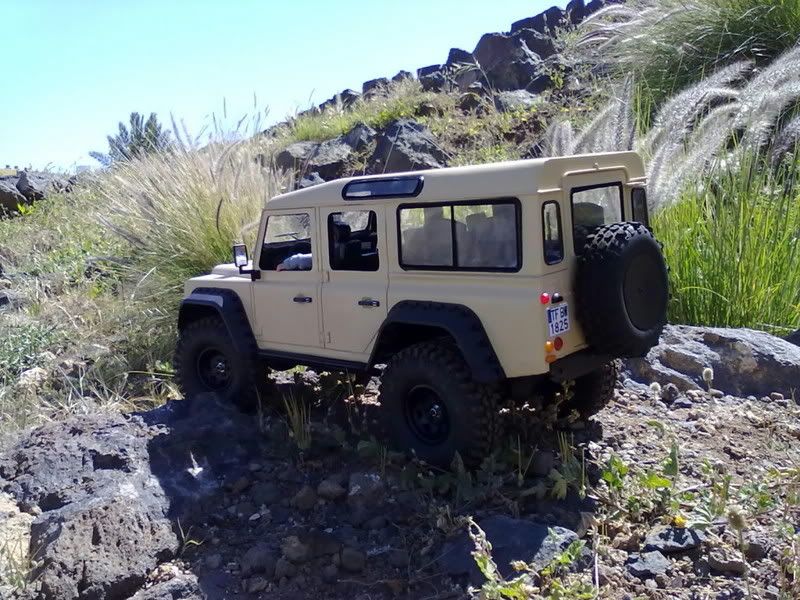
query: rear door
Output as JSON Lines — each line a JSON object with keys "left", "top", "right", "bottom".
{"left": 320, "top": 207, "right": 388, "bottom": 357}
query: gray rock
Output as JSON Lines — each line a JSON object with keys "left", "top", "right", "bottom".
{"left": 447, "top": 47, "right": 475, "bottom": 65}
{"left": 368, "top": 119, "right": 447, "bottom": 173}
{"left": 672, "top": 398, "right": 693, "bottom": 409}
{"left": 292, "top": 485, "right": 317, "bottom": 511}
{"left": 566, "top": 0, "right": 587, "bottom": 24}
{"left": 128, "top": 572, "right": 203, "bottom": 600}
{"left": 321, "top": 564, "right": 339, "bottom": 582}
{"left": 457, "top": 92, "right": 483, "bottom": 112}
{"left": 391, "top": 70, "right": 412, "bottom": 82}
{"left": 494, "top": 90, "right": 541, "bottom": 112}
{"left": 388, "top": 549, "right": 410, "bottom": 567}
{"left": 643, "top": 527, "right": 705, "bottom": 554}
{"left": 317, "top": 477, "right": 347, "bottom": 501}
{"left": 251, "top": 481, "right": 281, "bottom": 506}
{"left": 786, "top": 329, "right": 800, "bottom": 347}
{"left": 362, "top": 77, "right": 389, "bottom": 97}
{"left": 276, "top": 138, "right": 352, "bottom": 181}
{"left": 626, "top": 551, "right": 671, "bottom": 579}
{"left": 417, "top": 64, "right": 447, "bottom": 92}
{"left": 623, "top": 325, "right": 800, "bottom": 397}
{"left": 0, "top": 180, "right": 26, "bottom": 213}
{"left": 744, "top": 538, "right": 768, "bottom": 561}
{"left": 708, "top": 550, "right": 747, "bottom": 575}
{"left": 205, "top": 553, "right": 222, "bottom": 570}
{"left": 343, "top": 123, "right": 377, "bottom": 152}
{"left": 15, "top": 170, "right": 72, "bottom": 202}
{"left": 472, "top": 32, "right": 550, "bottom": 92}
{"left": 511, "top": 6, "right": 564, "bottom": 34}
{"left": 298, "top": 172, "right": 325, "bottom": 189}
{"left": 246, "top": 576, "right": 269, "bottom": 593}
{"left": 347, "top": 471, "right": 386, "bottom": 510}
{"left": 281, "top": 536, "right": 311, "bottom": 563}
{"left": 438, "top": 516, "right": 580, "bottom": 584}
{"left": 241, "top": 543, "right": 277, "bottom": 577}
{"left": 662, "top": 383, "right": 681, "bottom": 404}
{"left": 0, "top": 395, "right": 266, "bottom": 600}
{"left": 340, "top": 547, "right": 366, "bottom": 572}
{"left": 319, "top": 89, "right": 361, "bottom": 112}
{"left": 273, "top": 556, "right": 297, "bottom": 580}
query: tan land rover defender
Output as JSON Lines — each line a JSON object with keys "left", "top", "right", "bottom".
{"left": 175, "top": 152, "right": 669, "bottom": 466}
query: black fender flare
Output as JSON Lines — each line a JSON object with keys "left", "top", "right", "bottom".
{"left": 370, "top": 301, "right": 505, "bottom": 383}
{"left": 178, "top": 287, "right": 257, "bottom": 356}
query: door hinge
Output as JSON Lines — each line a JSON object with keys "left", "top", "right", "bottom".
{"left": 323, "top": 270, "right": 331, "bottom": 283}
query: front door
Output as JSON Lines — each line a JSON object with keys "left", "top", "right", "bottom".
{"left": 320, "top": 208, "right": 388, "bottom": 358}
{"left": 252, "top": 209, "right": 322, "bottom": 351}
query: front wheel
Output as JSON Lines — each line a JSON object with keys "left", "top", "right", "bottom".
{"left": 378, "top": 341, "right": 499, "bottom": 467}
{"left": 174, "top": 316, "right": 260, "bottom": 411}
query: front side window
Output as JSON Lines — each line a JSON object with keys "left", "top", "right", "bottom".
{"left": 571, "top": 183, "right": 623, "bottom": 252}
{"left": 328, "top": 210, "right": 379, "bottom": 271}
{"left": 399, "top": 201, "right": 519, "bottom": 271}
{"left": 260, "top": 213, "right": 313, "bottom": 271}
{"left": 542, "top": 202, "right": 563, "bottom": 265}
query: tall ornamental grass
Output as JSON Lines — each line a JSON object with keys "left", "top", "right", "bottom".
{"left": 654, "top": 154, "right": 800, "bottom": 332}
{"left": 92, "top": 136, "right": 287, "bottom": 321}
{"left": 571, "top": 0, "right": 800, "bottom": 108}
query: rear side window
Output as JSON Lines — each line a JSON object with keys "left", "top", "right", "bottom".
{"left": 571, "top": 183, "right": 623, "bottom": 252}
{"left": 398, "top": 200, "right": 520, "bottom": 271}
{"left": 542, "top": 202, "right": 563, "bottom": 265}
{"left": 632, "top": 188, "right": 649, "bottom": 227}
{"left": 328, "top": 210, "right": 379, "bottom": 271}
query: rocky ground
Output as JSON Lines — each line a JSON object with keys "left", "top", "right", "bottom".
{"left": 1, "top": 326, "right": 799, "bottom": 600}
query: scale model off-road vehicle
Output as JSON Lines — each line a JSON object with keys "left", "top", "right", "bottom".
{"left": 175, "top": 152, "right": 669, "bottom": 466}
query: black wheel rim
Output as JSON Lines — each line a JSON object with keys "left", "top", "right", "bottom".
{"left": 403, "top": 385, "right": 450, "bottom": 445}
{"left": 196, "top": 348, "right": 232, "bottom": 391}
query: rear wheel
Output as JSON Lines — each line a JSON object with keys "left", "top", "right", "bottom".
{"left": 378, "top": 341, "right": 499, "bottom": 468}
{"left": 563, "top": 361, "right": 618, "bottom": 418}
{"left": 175, "top": 316, "right": 261, "bottom": 411}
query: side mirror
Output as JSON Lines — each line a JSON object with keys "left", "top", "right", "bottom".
{"left": 233, "top": 244, "right": 249, "bottom": 268}
{"left": 232, "top": 244, "right": 261, "bottom": 280}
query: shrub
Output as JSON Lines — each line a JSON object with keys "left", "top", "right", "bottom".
{"left": 653, "top": 154, "right": 800, "bottom": 332}
{"left": 571, "top": 0, "right": 800, "bottom": 108}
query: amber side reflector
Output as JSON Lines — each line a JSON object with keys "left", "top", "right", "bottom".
{"left": 545, "top": 354, "right": 557, "bottom": 364}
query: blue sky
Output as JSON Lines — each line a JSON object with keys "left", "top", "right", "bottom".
{"left": 1, "top": 1, "right": 566, "bottom": 171}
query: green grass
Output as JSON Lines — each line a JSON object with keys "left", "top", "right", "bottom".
{"left": 573, "top": 0, "right": 800, "bottom": 109}
{"left": 654, "top": 153, "right": 800, "bottom": 333}
{"left": 286, "top": 79, "right": 443, "bottom": 142}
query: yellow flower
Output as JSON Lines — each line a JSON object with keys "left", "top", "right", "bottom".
{"left": 672, "top": 514, "right": 688, "bottom": 528}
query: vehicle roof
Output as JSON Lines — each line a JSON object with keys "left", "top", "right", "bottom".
{"left": 266, "top": 151, "right": 646, "bottom": 210}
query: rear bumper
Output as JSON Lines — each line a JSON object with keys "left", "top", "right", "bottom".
{"left": 549, "top": 350, "right": 612, "bottom": 382}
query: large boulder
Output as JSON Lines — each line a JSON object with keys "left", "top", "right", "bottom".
{"left": 494, "top": 89, "right": 542, "bottom": 112}
{"left": 0, "top": 179, "right": 26, "bottom": 213}
{"left": 472, "top": 32, "right": 550, "bottom": 92}
{"left": 15, "top": 170, "right": 73, "bottom": 202}
{"left": 417, "top": 64, "right": 447, "bottom": 92}
{"left": 510, "top": 5, "right": 564, "bottom": 35}
{"left": 0, "top": 395, "right": 265, "bottom": 600}
{"left": 438, "top": 515, "right": 581, "bottom": 585}
{"left": 623, "top": 325, "right": 800, "bottom": 397}
{"left": 786, "top": 329, "right": 800, "bottom": 347}
{"left": 368, "top": 119, "right": 448, "bottom": 173}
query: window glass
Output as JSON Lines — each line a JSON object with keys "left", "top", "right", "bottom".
{"left": 542, "top": 202, "right": 563, "bottom": 265}
{"left": 631, "top": 188, "right": 649, "bottom": 227}
{"left": 571, "top": 184, "right": 623, "bottom": 252}
{"left": 456, "top": 204, "right": 518, "bottom": 268}
{"left": 399, "top": 206, "right": 453, "bottom": 267}
{"left": 328, "top": 210, "right": 379, "bottom": 271}
{"left": 344, "top": 177, "right": 422, "bottom": 199}
{"left": 260, "top": 213, "right": 313, "bottom": 271}
{"left": 399, "top": 201, "right": 519, "bottom": 270}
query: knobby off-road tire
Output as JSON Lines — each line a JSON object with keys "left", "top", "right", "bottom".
{"left": 565, "top": 360, "right": 619, "bottom": 418}
{"left": 378, "top": 341, "right": 499, "bottom": 468}
{"left": 575, "top": 222, "right": 668, "bottom": 357}
{"left": 174, "top": 315, "right": 261, "bottom": 411}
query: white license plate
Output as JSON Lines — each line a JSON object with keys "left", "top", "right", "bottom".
{"left": 547, "top": 304, "right": 570, "bottom": 337}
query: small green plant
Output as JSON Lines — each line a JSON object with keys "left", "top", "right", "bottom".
{"left": 282, "top": 391, "right": 311, "bottom": 451}
{"left": 467, "top": 517, "right": 595, "bottom": 599}
{"left": 550, "top": 432, "right": 586, "bottom": 500}
{"left": 0, "top": 536, "right": 41, "bottom": 591}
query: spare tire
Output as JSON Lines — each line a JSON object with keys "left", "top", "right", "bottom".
{"left": 575, "top": 222, "right": 668, "bottom": 357}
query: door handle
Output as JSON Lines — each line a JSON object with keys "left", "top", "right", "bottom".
{"left": 358, "top": 298, "right": 380, "bottom": 307}
{"left": 293, "top": 295, "right": 313, "bottom": 304}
